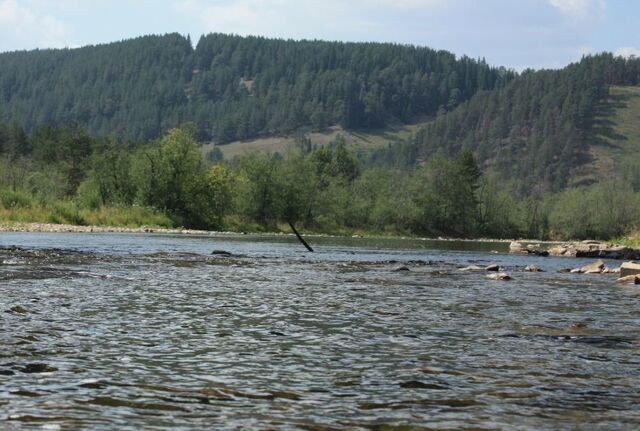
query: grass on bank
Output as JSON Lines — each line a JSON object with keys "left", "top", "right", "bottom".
{"left": 2, "top": 188, "right": 640, "bottom": 244}
{"left": 618, "top": 230, "right": 640, "bottom": 249}
{"left": 0, "top": 191, "right": 173, "bottom": 228}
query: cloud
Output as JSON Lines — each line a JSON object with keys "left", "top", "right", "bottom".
{"left": 374, "top": 0, "right": 445, "bottom": 9}
{"left": 547, "top": 0, "right": 605, "bottom": 20}
{"left": 0, "top": 0, "right": 71, "bottom": 51}
{"left": 615, "top": 46, "right": 640, "bottom": 58}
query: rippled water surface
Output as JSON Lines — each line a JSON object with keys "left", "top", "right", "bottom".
{"left": 2, "top": 233, "right": 640, "bottom": 430}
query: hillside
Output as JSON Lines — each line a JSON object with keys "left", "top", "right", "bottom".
{"left": 1, "top": 34, "right": 640, "bottom": 197}
{"left": 574, "top": 85, "right": 640, "bottom": 187}
{"left": 0, "top": 33, "right": 510, "bottom": 142}
{"left": 378, "top": 54, "right": 640, "bottom": 193}
{"left": 201, "top": 121, "right": 427, "bottom": 159}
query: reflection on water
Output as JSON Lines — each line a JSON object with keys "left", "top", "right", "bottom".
{"left": 1, "top": 233, "right": 640, "bottom": 430}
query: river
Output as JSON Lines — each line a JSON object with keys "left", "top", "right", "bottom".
{"left": 1, "top": 233, "right": 639, "bottom": 430}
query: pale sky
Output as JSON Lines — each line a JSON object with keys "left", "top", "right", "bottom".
{"left": 0, "top": 0, "right": 637, "bottom": 70}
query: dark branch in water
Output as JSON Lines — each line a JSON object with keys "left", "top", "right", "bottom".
{"left": 288, "top": 221, "right": 313, "bottom": 252}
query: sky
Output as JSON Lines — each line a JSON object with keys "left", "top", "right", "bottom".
{"left": 0, "top": 0, "right": 637, "bottom": 70}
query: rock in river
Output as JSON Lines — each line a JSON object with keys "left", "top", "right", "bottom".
{"left": 393, "top": 266, "right": 410, "bottom": 272}
{"left": 20, "top": 363, "right": 58, "bottom": 373}
{"left": 616, "top": 275, "right": 640, "bottom": 285}
{"left": 524, "top": 265, "right": 543, "bottom": 272}
{"left": 620, "top": 262, "right": 640, "bottom": 278}
{"left": 459, "top": 265, "right": 485, "bottom": 271}
{"left": 509, "top": 242, "right": 524, "bottom": 253}
{"left": 580, "top": 259, "right": 605, "bottom": 274}
{"left": 486, "top": 272, "right": 512, "bottom": 281}
{"left": 211, "top": 250, "right": 233, "bottom": 256}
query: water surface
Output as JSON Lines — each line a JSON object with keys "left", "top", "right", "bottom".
{"left": 1, "top": 233, "right": 639, "bottom": 430}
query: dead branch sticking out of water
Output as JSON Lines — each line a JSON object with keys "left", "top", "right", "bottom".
{"left": 288, "top": 221, "right": 313, "bottom": 252}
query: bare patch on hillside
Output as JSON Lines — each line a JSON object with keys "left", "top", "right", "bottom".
{"left": 200, "top": 121, "right": 431, "bottom": 160}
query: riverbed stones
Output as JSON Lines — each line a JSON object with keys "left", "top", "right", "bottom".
{"left": 602, "top": 267, "right": 621, "bottom": 274}
{"left": 458, "top": 265, "right": 485, "bottom": 271}
{"left": 393, "top": 266, "right": 410, "bottom": 272}
{"left": 509, "top": 242, "right": 524, "bottom": 253}
{"left": 616, "top": 275, "right": 640, "bottom": 285}
{"left": 5, "top": 305, "right": 29, "bottom": 314}
{"left": 548, "top": 245, "right": 569, "bottom": 256}
{"left": 20, "top": 363, "right": 57, "bottom": 373}
{"left": 486, "top": 272, "right": 512, "bottom": 280}
{"left": 509, "top": 241, "right": 550, "bottom": 256}
{"left": 546, "top": 241, "right": 640, "bottom": 260}
{"left": 211, "top": 250, "right": 234, "bottom": 256}
{"left": 524, "top": 265, "right": 543, "bottom": 272}
{"left": 580, "top": 259, "right": 605, "bottom": 274}
{"left": 620, "top": 262, "right": 640, "bottom": 278}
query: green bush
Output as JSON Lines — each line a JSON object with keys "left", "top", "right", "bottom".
{"left": 49, "top": 202, "right": 85, "bottom": 225}
{"left": 0, "top": 189, "right": 33, "bottom": 209}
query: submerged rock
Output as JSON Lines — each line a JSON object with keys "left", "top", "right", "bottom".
{"left": 5, "top": 305, "right": 29, "bottom": 314}
{"left": 485, "top": 264, "right": 500, "bottom": 271}
{"left": 393, "top": 266, "right": 410, "bottom": 272}
{"left": 458, "top": 265, "right": 485, "bottom": 271}
{"left": 399, "top": 380, "right": 448, "bottom": 390}
{"left": 211, "top": 250, "right": 234, "bottom": 256}
{"left": 20, "top": 363, "right": 57, "bottom": 373}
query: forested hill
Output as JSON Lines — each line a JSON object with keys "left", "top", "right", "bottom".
{"left": 0, "top": 33, "right": 511, "bottom": 142}
{"left": 381, "top": 53, "right": 640, "bottom": 193}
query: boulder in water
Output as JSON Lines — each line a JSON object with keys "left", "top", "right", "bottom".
{"left": 580, "top": 259, "right": 605, "bottom": 274}
{"left": 620, "top": 262, "right": 640, "bottom": 278}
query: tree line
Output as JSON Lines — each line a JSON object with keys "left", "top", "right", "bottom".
{"left": 1, "top": 124, "right": 638, "bottom": 240}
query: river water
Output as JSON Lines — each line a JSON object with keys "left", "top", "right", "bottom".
{"left": 1, "top": 233, "right": 639, "bottom": 430}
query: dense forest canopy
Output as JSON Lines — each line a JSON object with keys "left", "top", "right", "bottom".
{"left": 0, "top": 33, "right": 512, "bottom": 142}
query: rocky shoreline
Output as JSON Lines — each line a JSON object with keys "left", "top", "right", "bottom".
{"left": 0, "top": 222, "right": 233, "bottom": 236}
{"left": 509, "top": 240, "right": 640, "bottom": 285}
{"left": 510, "top": 240, "right": 640, "bottom": 260}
